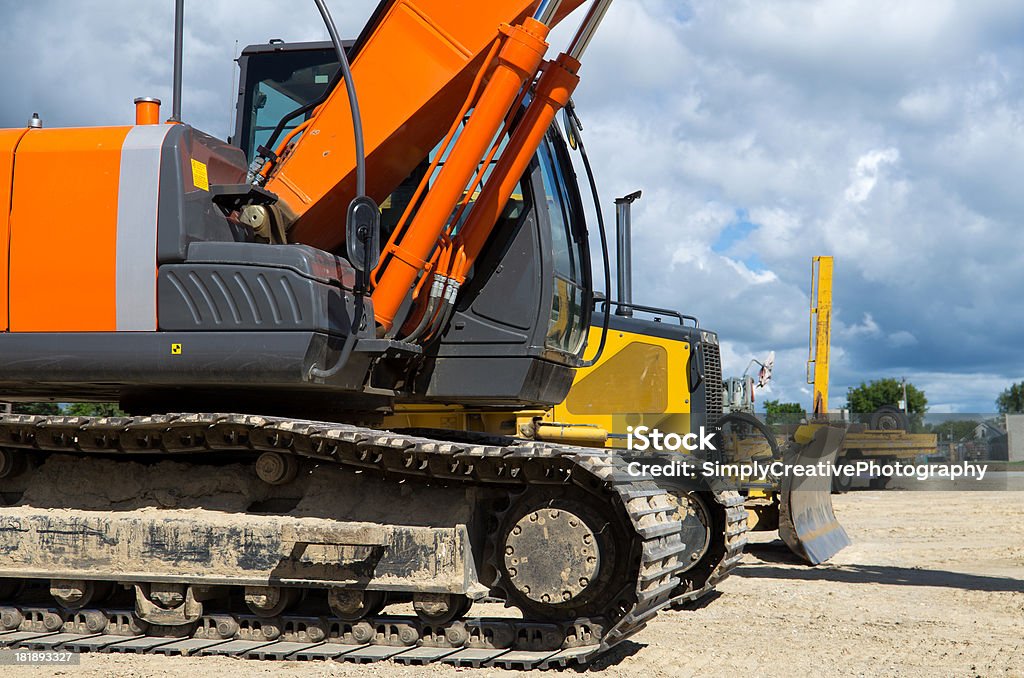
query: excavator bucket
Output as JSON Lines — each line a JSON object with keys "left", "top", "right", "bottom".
{"left": 778, "top": 424, "right": 850, "bottom": 564}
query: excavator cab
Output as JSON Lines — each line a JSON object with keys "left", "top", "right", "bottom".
{"left": 232, "top": 39, "right": 593, "bottom": 409}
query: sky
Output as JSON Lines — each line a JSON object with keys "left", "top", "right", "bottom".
{"left": 1, "top": 0, "right": 1022, "bottom": 413}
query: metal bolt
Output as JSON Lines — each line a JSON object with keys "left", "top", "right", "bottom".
{"left": 505, "top": 546, "right": 514, "bottom": 556}
{"left": 579, "top": 577, "right": 589, "bottom": 588}
{"left": 85, "top": 614, "right": 107, "bottom": 633}
{"left": 217, "top": 619, "right": 238, "bottom": 637}
{"left": 43, "top": 612, "right": 63, "bottom": 631}
{"left": 352, "top": 622, "right": 374, "bottom": 644}
{"left": 1, "top": 610, "right": 22, "bottom": 630}
{"left": 508, "top": 568, "right": 517, "bottom": 578}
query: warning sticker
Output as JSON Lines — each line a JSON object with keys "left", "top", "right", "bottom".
{"left": 191, "top": 159, "right": 209, "bottom": 191}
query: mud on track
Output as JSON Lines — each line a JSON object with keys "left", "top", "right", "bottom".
{"left": 7, "top": 491, "right": 1023, "bottom": 677}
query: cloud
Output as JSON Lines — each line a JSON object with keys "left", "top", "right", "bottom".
{"left": 2, "top": 0, "right": 1021, "bottom": 412}
{"left": 844, "top": 148, "right": 900, "bottom": 203}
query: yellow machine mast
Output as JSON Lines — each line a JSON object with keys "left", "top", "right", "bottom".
{"left": 807, "top": 256, "right": 833, "bottom": 418}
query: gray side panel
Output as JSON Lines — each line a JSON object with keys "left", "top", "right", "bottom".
{"left": 116, "top": 125, "right": 173, "bottom": 331}
{"left": 157, "top": 125, "right": 250, "bottom": 264}
{"left": 186, "top": 242, "right": 356, "bottom": 289}
{"left": 158, "top": 264, "right": 354, "bottom": 334}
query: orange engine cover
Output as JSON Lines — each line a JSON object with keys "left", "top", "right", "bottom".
{"left": 6, "top": 125, "right": 172, "bottom": 332}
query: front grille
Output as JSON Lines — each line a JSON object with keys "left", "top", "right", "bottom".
{"left": 702, "top": 342, "right": 723, "bottom": 425}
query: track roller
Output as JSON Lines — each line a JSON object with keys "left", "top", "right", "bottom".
{"left": 50, "top": 579, "right": 112, "bottom": 610}
{"left": 328, "top": 588, "right": 387, "bottom": 621}
{"left": 244, "top": 586, "right": 302, "bottom": 617}
{"left": 412, "top": 593, "right": 472, "bottom": 624}
{"left": 255, "top": 451, "right": 299, "bottom": 485}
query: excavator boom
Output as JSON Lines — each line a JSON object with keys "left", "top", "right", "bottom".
{"left": 266, "top": 0, "right": 585, "bottom": 250}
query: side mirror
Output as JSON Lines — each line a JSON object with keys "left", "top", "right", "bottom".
{"left": 346, "top": 196, "right": 381, "bottom": 274}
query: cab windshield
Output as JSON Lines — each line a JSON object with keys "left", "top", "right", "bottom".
{"left": 235, "top": 43, "right": 591, "bottom": 359}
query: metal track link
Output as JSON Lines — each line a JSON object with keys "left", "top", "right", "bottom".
{"left": 671, "top": 489, "right": 749, "bottom": 607}
{"left": 0, "top": 413, "right": 690, "bottom": 669}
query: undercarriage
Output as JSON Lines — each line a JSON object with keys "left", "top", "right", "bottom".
{"left": 0, "top": 413, "right": 748, "bottom": 668}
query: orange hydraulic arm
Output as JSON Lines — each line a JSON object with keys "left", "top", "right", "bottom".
{"left": 265, "top": 0, "right": 585, "bottom": 251}
{"left": 266, "top": 0, "right": 610, "bottom": 333}
{"left": 368, "top": 16, "right": 551, "bottom": 331}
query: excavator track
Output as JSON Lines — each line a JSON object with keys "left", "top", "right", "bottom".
{"left": 672, "top": 488, "right": 748, "bottom": 606}
{"left": 392, "top": 429, "right": 750, "bottom": 607}
{"left": 0, "top": 413, "right": 689, "bottom": 669}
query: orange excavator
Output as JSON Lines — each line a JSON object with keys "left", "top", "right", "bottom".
{"left": 0, "top": 1, "right": 722, "bottom": 668}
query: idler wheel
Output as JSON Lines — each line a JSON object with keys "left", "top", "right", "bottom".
{"left": 497, "top": 496, "right": 627, "bottom": 621}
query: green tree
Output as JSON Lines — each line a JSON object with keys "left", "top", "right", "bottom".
{"left": 762, "top": 399, "right": 805, "bottom": 427}
{"left": 64, "top": 403, "right": 124, "bottom": 417}
{"left": 996, "top": 382, "right": 1024, "bottom": 414}
{"left": 11, "top": 402, "right": 62, "bottom": 415}
{"left": 846, "top": 378, "right": 927, "bottom": 415}
{"left": 927, "top": 419, "right": 977, "bottom": 443}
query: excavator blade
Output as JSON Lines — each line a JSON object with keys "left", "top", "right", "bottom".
{"left": 778, "top": 424, "right": 850, "bottom": 564}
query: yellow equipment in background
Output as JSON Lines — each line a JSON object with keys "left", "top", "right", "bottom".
{"left": 808, "top": 256, "right": 833, "bottom": 418}
{"left": 802, "top": 256, "right": 936, "bottom": 493}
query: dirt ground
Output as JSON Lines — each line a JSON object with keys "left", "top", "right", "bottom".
{"left": 8, "top": 491, "right": 1024, "bottom": 677}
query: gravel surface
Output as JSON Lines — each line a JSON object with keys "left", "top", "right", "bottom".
{"left": 7, "top": 490, "right": 1023, "bottom": 677}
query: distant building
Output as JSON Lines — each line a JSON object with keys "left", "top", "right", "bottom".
{"left": 1005, "top": 414, "right": 1024, "bottom": 463}
{"left": 957, "top": 420, "right": 1008, "bottom": 461}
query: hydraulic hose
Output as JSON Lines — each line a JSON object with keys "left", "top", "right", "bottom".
{"left": 564, "top": 101, "right": 611, "bottom": 368}
{"left": 313, "top": 0, "right": 367, "bottom": 198}
{"left": 307, "top": 0, "right": 370, "bottom": 380}
{"left": 309, "top": 294, "right": 364, "bottom": 380}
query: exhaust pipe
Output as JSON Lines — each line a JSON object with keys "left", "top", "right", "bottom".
{"left": 170, "top": 0, "right": 184, "bottom": 122}
{"left": 614, "top": 190, "right": 642, "bottom": 316}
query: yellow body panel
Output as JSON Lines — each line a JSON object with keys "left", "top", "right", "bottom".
{"left": 388, "top": 324, "right": 696, "bottom": 449}
{"left": 546, "top": 324, "right": 692, "bottom": 447}
{"left": 807, "top": 256, "right": 833, "bottom": 417}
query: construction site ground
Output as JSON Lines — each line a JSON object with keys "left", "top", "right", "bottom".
{"left": 7, "top": 490, "right": 1023, "bottom": 677}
